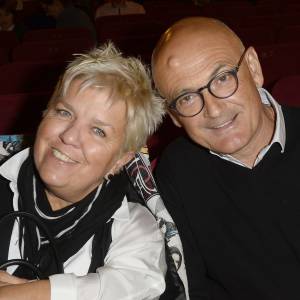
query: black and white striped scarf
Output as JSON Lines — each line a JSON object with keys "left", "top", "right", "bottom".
{"left": 14, "top": 153, "right": 128, "bottom": 279}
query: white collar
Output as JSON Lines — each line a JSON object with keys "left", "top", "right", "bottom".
{"left": 110, "top": 196, "right": 130, "bottom": 221}
{"left": 258, "top": 87, "right": 286, "bottom": 152}
{"left": 0, "top": 148, "right": 30, "bottom": 183}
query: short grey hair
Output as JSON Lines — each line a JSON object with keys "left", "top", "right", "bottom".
{"left": 47, "top": 42, "right": 165, "bottom": 153}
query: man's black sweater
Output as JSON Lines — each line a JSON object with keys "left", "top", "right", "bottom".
{"left": 156, "top": 106, "right": 300, "bottom": 300}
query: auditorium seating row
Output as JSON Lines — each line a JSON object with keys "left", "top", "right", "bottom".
{"left": 1, "top": 40, "right": 300, "bottom": 95}
{"left": 0, "top": 27, "right": 95, "bottom": 65}
{"left": 1, "top": 0, "right": 300, "bottom": 157}
{"left": 1, "top": 19, "right": 300, "bottom": 67}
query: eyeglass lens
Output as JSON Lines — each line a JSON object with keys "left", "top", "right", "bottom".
{"left": 175, "top": 70, "right": 238, "bottom": 117}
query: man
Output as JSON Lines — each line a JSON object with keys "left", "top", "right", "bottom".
{"left": 152, "top": 17, "right": 300, "bottom": 300}
{"left": 0, "top": 3, "right": 26, "bottom": 39}
{"left": 95, "top": 0, "right": 145, "bottom": 19}
{"left": 40, "top": 0, "right": 96, "bottom": 41}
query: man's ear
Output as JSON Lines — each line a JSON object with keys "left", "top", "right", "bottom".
{"left": 168, "top": 111, "right": 182, "bottom": 128}
{"left": 245, "top": 46, "right": 264, "bottom": 88}
{"left": 110, "top": 151, "right": 135, "bottom": 175}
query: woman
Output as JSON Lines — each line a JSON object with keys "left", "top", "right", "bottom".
{"left": 0, "top": 43, "right": 166, "bottom": 299}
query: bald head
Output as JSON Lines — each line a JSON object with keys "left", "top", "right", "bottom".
{"left": 154, "top": 18, "right": 243, "bottom": 55}
{"left": 152, "top": 17, "right": 246, "bottom": 97}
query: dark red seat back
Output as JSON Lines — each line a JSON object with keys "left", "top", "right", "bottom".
{"left": 272, "top": 75, "right": 300, "bottom": 107}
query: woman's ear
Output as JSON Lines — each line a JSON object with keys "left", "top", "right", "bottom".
{"left": 245, "top": 46, "right": 264, "bottom": 88}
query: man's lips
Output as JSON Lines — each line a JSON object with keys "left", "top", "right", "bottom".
{"left": 210, "top": 114, "right": 238, "bottom": 130}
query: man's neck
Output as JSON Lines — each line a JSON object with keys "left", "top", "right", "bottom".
{"left": 233, "top": 104, "right": 276, "bottom": 168}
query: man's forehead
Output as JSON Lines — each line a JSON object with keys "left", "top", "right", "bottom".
{"left": 154, "top": 18, "right": 242, "bottom": 66}
{"left": 156, "top": 42, "right": 237, "bottom": 77}
{"left": 158, "top": 34, "right": 236, "bottom": 67}
{"left": 153, "top": 44, "right": 240, "bottom": 99}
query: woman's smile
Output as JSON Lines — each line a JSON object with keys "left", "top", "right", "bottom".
{"left": 52, "top": 148, "right": 78, "bottom": 164}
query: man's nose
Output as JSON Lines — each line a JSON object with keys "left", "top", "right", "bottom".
{"left": 202, "top": 91, "right": 225, "bottom": 119}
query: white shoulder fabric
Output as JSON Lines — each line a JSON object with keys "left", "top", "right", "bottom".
{"left": 125, "top": 152, "right": 189, "bottom": 299}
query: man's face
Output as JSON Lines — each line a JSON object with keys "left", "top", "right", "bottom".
{"left": 153, "top": 33, "right": 266, "bottom": 161}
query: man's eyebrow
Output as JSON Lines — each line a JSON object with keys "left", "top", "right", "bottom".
{"left": 172, "top": 64, "right": 228, "bottom": 99}
{"left": 209, "top": 64, "right": 228, "bottom": 79}
{"left": 172, "top": 88, "right": 193, "bottom": 99}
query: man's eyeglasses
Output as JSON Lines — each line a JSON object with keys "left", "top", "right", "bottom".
{"left": 168, "top": 48, "right": 248, "bottom": 117}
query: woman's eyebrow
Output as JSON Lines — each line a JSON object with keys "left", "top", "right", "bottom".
{"left": 93, "top": 118, "right": 115, "bottom": 132}
{"left": 57, "top": 100, "right": 73, "bottom": 110}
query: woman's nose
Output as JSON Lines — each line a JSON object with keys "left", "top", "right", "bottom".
{"left": 59, "top": 122, "right": 80, "bottom": 147}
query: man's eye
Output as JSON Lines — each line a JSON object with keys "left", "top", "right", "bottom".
{"left": 178, "top": 94, "right": 196, "bottom": 106}
{"left": 215, "top": 72, "right": 232, "bottom": 84}
{"left": 55, "top": 109, "right": 71, "bottom": 118}
{"left": 93, "top": 127, "right": 106, "bottom": 137}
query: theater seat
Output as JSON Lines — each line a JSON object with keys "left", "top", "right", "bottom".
{"left": 256, "top": 42, "right": 300, "bottom": 89}
{"left": 12, "top": 39, "right": 94, "bottom": 62}
{"left": 23, "top": 27, "right": 94, "bottom": 43}
{"left": 271, "top": 75, "right": 300, "bottom": 107}
{"left": 0, "top": 62, "right": 64, "bottom": 94}
{"left": 0, "top": 92, "right": 50, "bottom": 135}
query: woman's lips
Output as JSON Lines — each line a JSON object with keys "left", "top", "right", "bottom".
{"left": 52, "top": 148, "right": 78, "bottom": 163}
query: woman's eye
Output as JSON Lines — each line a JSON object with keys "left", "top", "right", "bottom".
{"left": 55, "top": 109, "right": 71, "bottom": 118}
{"left": 93, "top": 127, "right": 106, "bottom": 137}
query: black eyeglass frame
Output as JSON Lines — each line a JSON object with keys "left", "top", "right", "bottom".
{"left": 168, "top": 48, "right": 248, "bottom": 117}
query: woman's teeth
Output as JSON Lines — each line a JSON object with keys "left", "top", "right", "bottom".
{"left": 53, "top": 149, "right": 76, "bottom": 163}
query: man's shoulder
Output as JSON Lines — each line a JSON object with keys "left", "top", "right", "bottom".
{"left": 163, "top": 136, "right": 207, "bottom": 157}
{"left": 281, "top": 106, "right": 300, "bottom": 151}
{"left": 282, "top": 105, "right": 300, "bottom": 122}
{"left": 158, "top": 136, "right": 209, "bottom": 172}
{"left": 282, "top": 105, "right": 300, "bottom": 135}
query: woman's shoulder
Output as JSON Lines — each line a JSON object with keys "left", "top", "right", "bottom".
{"left": 111, "top": 198, "right": 163, "bottom": 242}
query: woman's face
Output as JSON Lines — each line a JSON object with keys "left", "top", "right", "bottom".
{"left": 34, "top": 79, "right": 132, "bottom": 208}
